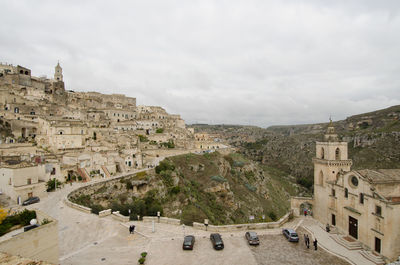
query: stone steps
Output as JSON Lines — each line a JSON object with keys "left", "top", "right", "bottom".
{"left": 359, "top": 250, "right": 385, "bottom": 265}
{"left": 331, "top": 234, "right": 362, "bottom": 250}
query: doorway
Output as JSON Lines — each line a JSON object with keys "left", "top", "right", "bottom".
{"left": 375, "top": 237, "right": 381, "bottom": 253}
{"left": 332, "top": 214, "right": 336, "bottom": 226}
{"left": 349, "top": 216, "right": 358, "bottom": 239}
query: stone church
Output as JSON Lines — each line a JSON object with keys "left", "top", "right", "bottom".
{"left": 292, "top": 121, "right": 400, "bottom": 262}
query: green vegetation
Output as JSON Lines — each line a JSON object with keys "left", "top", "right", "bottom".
{"left": 210, "top": 175, "right": 227, "bottom": 183}
{"left": 0, "top": 209, "right": 37, "bottom": 236}
{"left": 46, "top": 178, "right": 62, "bottom": 192}
{"left": 161, "top": 140, "right": 175, "bottom": 148}
{"left": 138, "top": 135, "right": 149, "bottom": 142}
{"left": 156, "top": 128, "right": 164, "bottom": 133}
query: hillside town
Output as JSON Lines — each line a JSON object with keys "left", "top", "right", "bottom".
{"left": 0, "top": 62, "right": 227, "bottom": 205}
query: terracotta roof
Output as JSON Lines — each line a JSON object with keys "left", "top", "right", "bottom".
{"left": 356, "top": 169, "right": 400, "bottom": 184}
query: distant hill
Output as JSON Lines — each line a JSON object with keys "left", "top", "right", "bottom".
{"left": 189, "top": 105, "right": 400, "bottom": 190}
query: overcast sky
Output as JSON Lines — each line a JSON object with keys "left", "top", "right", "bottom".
{"left": 1, "top": 1, "right": 400, "bottom": 127}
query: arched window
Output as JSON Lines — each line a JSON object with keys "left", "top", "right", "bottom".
{"left": 19, "top": 70, "right": 23, "bottom": 74}
{"left": 335, "top": 148, "right": 341, "bottom": 160}
{"left": 344, "top": 188, "right": 348, "bottom": 198}
{"left": 14, "top": 107, "right": 19, "bottom": 113}
{"left": 24, "top": 71, "right": 29, "bottom": 75}
{"left": 319, "top": 171, "right": 324, "bottom": 186}
{"left": 321, "top": 148, "right": 325, "bottom": 159}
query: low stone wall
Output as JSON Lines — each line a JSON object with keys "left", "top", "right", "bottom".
{"left": 63, "top": 198, "right": 92, "bottom": 214}
{"left": 112, "top": 211, "right": 129, "bottom": 222}
{"left": 0, "top": 210, "right": 59, "bottom": 264}
{"left": 193, "top": 211, "right": 292, "bottom": 232}
{"left": 99, "top": 209, "right": 112, "bottom": 217}
{"left": 143, "top": 216, "right": 181, "bottom": 225}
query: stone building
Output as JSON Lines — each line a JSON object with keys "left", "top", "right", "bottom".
{"left": 292, "top": 121, "right": 400, "bottom": 262}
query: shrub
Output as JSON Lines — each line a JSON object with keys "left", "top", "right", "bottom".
{"left": 169, "top": 186, "right": 180, "bottom": 195}
{"left": 268, "top": 211, "right": 277, "bottom": 221}
{"left": 138, "top": 257, "right": 145, "bottom": 264}
{"left": 41, "top": 218, "right": 52, "bottom": 225}
{"left": 156, "top": 128, "right": 164, "bottom": 133}
{"left": 244, "top": 183, "right": 256, "bottom": 192}
{"left": 296, "top": 177, "right": 313, "bottom": 189}
{"left": 0, "top": 209, "right": 37, "bottom": 236}
{"left": 46, "top": 178, "right": 62, "bottom": 192}
{"left": 0, "top": 208, "right": 7, "bottom": 225}
{"left": 161, "top": 140, "right": 175, "bottom": 148}
{"left": 210, "top": 175, "right": 227, "bottom": 183}
{"left": 91, "top": 204, "right": 105, "bottom": 215}
{"left": 136, "top": 171, "right": 147, "bottom": 179}
{"left": 126, "top": 182, "right": 134, "bottom": 190}
{"left": 155, "top": 160, "right": 175, "bottom": 174}
{"left": 138, "top": 135, "right": 149, "bottom": 142}
{"left": 141, "top": 252, "right": 147, "bottom": 258}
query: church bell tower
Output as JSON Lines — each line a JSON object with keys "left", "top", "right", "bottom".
{"left": 54, "top": 61, "right": 63, "bottom": 82}
{"left": 312, "top": 119, "right": 352, "bottom": 222}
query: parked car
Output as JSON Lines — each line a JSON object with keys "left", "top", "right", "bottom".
{"left": 245, "top": 231, "right": 260, "bottom": 245}
{"left": 24, "top": 224, "right": 39, "bottom": 232}
{"left": 282, "top": 228, "right": 299, "bottom": 242}
{"left": 210, "top": 233, "right": 224, "bottom": 250}
{"left": 22, "top": 196, "right": 40, "bottom": 206}
{"left": 183, "top": 235, "right": 195, "bottom": 250}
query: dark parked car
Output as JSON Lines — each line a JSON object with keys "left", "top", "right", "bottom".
{"left": 210, "top": 233, "right": 224, "bottom": 250}
{"left": 183, "top": 235, "right": 195, "bottom": 250}
{"left": 282, "top": 228, "right": 299, "bottom": 242}
{"left": 22, "top": 196, "right": 40, "bottom": 206}
{"left": 24, "top": 224, "right": 39, "bottom": 232}
{"left": 245, "top": 231, "right": 260, "bottom": 245}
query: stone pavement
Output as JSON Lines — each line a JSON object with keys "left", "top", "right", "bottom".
{"left": 300, "top": 216, "right": 375, "bottom": 265}
{"left": 17, "top": 174, "right": 374, "bottom": 265}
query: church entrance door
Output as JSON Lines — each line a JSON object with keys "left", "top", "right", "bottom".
{"left": 349, "top": 216, "right": 358, "bottom": 239}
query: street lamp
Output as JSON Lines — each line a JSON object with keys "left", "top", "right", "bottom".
{"left": 204, "top": 219, "right": 209, "bottom": 231}
{"left": 157, "top": 211, "right": 160, "bottom": 223}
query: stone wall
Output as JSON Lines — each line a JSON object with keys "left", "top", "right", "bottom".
{"left": 143, "top": 216, "right": 181, "bottom": 226}
{"left": 0, "top": 210, "right": 59, "bottom": 264}
{"left": 192, "top": 211, "right": 292, "bottom": 232}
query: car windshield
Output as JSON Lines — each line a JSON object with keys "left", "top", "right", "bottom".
{"left": 213, "top": 236, "right": 222, "bottom": 244}
{"left": 291, "top": 233, "right": 298, "bottom": 237}
{"left": 249, "top": 232, "right": 258, "bottom": 239}
{"left": 184, "top": 237, "right": 193, "bottom": 243}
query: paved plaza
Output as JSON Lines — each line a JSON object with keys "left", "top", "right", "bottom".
{"left": 23, "top": 182, "right": 376, "bottom": 265}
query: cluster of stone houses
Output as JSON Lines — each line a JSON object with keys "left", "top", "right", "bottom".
{"left": 0, "top": 62, "right": 226, "bottom": 204}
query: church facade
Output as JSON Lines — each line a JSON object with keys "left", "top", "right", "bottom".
{"left": 292, "top": 122, "right": 400, "bottom": 262}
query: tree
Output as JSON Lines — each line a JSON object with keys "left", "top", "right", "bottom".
{"left": 46, "top": 178, "right": 62, "bottom": 192}
{"left": 0, "top": 208, "right": 7, "bottom": 224}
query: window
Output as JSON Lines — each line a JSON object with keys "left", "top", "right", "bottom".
{"left": 335, "top": 148, "right": 341, "bottom": 160}
{"left": 359, "top": 193, "right": 364, "bottom": 204}
{"left": 344, "top": 188, "right": 348, "bottom": 198}
{"left": 332, "top": 189, "right": 336, "bottom": 196}
{"left": 350, "top": 176, "right": 359, "bottom": 187}
{"left": 27, "top": 178, "right": 32, "bottom": 185}
{"left": 376, "top": 205, "right": 382, "bottom": 216}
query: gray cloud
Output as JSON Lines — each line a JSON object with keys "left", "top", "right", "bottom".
{"left": 1, "top": 0, "right": 399, "bottom": 127}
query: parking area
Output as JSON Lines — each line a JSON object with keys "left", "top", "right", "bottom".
{"left": 250, "top": 227, "right": 350, "bottom": 265}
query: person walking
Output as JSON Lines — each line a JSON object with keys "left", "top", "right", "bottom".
{"left": 129, "top": 225, "right": 133, "bottom": 234}
{"left": 304, "top": 234, "right": 307, "bottom": 247}
{"left": 132, "top": 225, "right": 135, "bottom": 234}
{"left": 306, "top": 235, "right": 310, "bottom": 249}
{"left": 313, "top": 238, "right": 318, "bottom": 250}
